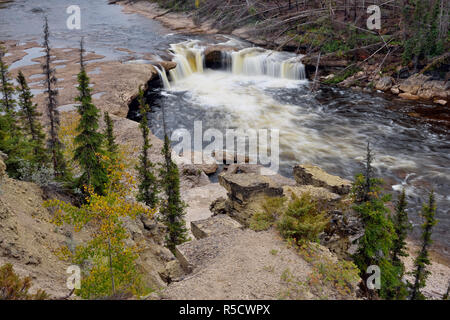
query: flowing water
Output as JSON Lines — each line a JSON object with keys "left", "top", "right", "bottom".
{"left": 1, "top": 1, "right": 449, "bottom": 257}
{"left": 146, "top": 40, "right": 450, "bottom": 257}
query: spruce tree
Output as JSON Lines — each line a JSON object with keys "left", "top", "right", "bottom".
{"left": 0, "top": 50, "right": 30, "bottom": 178}
{"left": 352, "top": 143, "right": 400, "bottom": 299}
{"left": 409, "top": 190, "right": 438, "bottom": 300}
{"left": 136, "top": 87, "right": 158, "bottom": 208}
{"left": 73, "top": 38, "right": 107, "bottom": 195}
{"left": 391, "top": 189, "right": 412, "bottom": 265}
{"left": 388, "top": 188, "right": 411, "bottom": 299}
{"left": 16, "top": 71, "right": 48, "bottom": 166}
{"left": 159, "top": 131, "right": 188, "bottom": 252}
{"left": 103, "top": 111, "right": 118, "bottom": 161}
{"left": 0, "top": 50, "right": 15, "bottom": 118}
{"left": 42, "top": 17, "right": 68, "bottom": 180}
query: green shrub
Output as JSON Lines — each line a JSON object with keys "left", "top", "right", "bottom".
{"left": 249, "top": 197, "right": 285, "bottom": 231}
{"left": 276, "top": 193, "right": 329, "bottom": 244}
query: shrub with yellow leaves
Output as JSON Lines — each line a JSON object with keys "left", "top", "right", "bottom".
{"left": 45, "top": 159, "right": 156, "bottom": 299}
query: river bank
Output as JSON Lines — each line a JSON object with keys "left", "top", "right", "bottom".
{"left": 117, "top": 0, "right": 449, "bottom": 112}
{"left": 0, "top": 0, "right": 448, "bottom": 299}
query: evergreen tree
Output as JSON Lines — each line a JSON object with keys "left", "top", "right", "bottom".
{"left": 135, "top": 87, "right": 158, "bottom": 208}
{"left": 0, "top": 50, "right": 30, "bottom": 178}
{"left": 42, "top": 17, "right": 69, "bottom": 180}
{"left": 391, "top": 189, "right": 412, "bottom": 265}
{"left": 352, "top": 143, "right": 400, "bottom": 299}
{"left": 0, "top": 50, "right": 15, "bottom": 119}
{"left": 159, "top": 133, "right": 188, "bottom": 253}
{"left": 103, "top": 111, "right": 118, "bottom": 161}
{"left": 409, "top": 190, "right": 438, "bottom": 300}
{"left": 73, "top": 38, "right": 107, "bottom": 195}
{"left": 16, "top": 71, "right": 48, "bottom": 166}
{"left": 388, "top": 188, "right": 412, "bottom": 299}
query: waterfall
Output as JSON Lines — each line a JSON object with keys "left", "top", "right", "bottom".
{"left": 155, "top": 65, "right": 171, "bottom": 89}
{"left": 169, "top": 40, "right": 205, "bottom": 83}
{"left": 231, "top": 48, "right": 305, "bottom": 80}
{"left": 167, "top": 40, "right": 306, "bottom": 83}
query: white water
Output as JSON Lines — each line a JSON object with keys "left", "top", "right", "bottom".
{"left": 147, "top": 40, "right": 449, "bottom": 253}
{"left": 167, "top": 40, "right": 306, "bottom": 82}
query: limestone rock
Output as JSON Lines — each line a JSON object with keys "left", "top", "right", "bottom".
{"left": 204, "top": 45, "right": 237, "bottom": 69}
{"left": 191, "top": 214, "right": 243, "bottom": 240}
{"left": 179, "top": 164, "right": 211, "bottom": 190}
{"left": 156, "top": 60, "right": 177, "bottom": 72}
{"left": 282, "top": 185, "right": 341, "bottom": 203}
{"left": 434, "top": 99, "right": 447, "bottom": 105}
{"left": 160, "top": 260, "right": 185, "bottom": 282}
{"left": 399, "top": 92, "right": 420, "bottom": 100}
{"left": 417, "top": 80, "right": 449, "bottom": 100}
{"left": 172, "top": 151, "right": 218, "bottom": 175}
{"left": 293, "top": 164, "right": 352, "bottom": 195}
{"left": 399, "top": 73, "right": 430, "bottom": 95}
{"left": 390, "top": 85, "right": 400, "bottom": 94}
{"left": 218, "top": 172, "right": 284, "bottom": 203}
{"left": 375, "top": 76, "right": 394, "bottom": 91}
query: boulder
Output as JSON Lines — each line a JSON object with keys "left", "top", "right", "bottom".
{"left": 218, "top": 172, "right": 284, "bottom": 204}
{"left": 282, "top": 185, "right": 341, "bottom": 204}
{"left": 191, "top": 214, "right": 243, "bottom": 240}
{"left": 375, "top": 76, "right": 394, "bottom": 91}
{"left": 157, "top": 60, "right": 177, "bottom": 72}
{"left": 399, "top": 73, "right": 430, "bottom": 95}
{"left": 399, "top": 92, "right": 420, "bottom": 101}
{"left": 320, "top": 208, "right": 364, "bottom": 259}
{"left": 204, "top": 45, "right": 237, "bottom": 69}
{"left": 293, "top": 164, "right": 352, "bottom": 195}
{"left": 179, "top": 164, "right": 211, "bottom": 190}
{"left": 417, "top": 80, "right": 449, "bottom": 100}
{"left": 172, "top": 151, "right": 218, "bottom": 175}
{"left": 434, "top": 99, "right": 447, "bottom": 105}
{"left": 390, "top": 85, "right": 400, "bottom": 94}
{"left": 160, "top": 260, "right": 185, "bottom": 283}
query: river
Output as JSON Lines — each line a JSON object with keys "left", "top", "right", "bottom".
{"left": 1, "top": 0, "right": 449, "bottom": 258}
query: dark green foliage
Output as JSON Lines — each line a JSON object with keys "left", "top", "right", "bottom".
{"left": 409, "top": 191, "right": 438, "bottom": 300}
{"left": 249, "top": 197, "right": 285, "bottom": 231}
{"left": 387, "top": 189, "right": 411, "bottom": 299}
{"left": 0, "top": 50, "right": 16, "bottom": 117}
{"left": 276, "top": 193, "right": 329, "bottom": 244}
{"left": 42, "top": 17, "right": 69, "bottom": 181}
{"left": 391, "top": 189, "right": 412, "bottom": 265}
{"left": 402, "top": 0, "right": 445, "bottom": 66}
{"left": 16, "top": 71, "right": 49, "bottom": 166}
{"left": 352, "top": 143, "right": 403, "bottom": 299}
{"left": 103, "top": 111, "right": 118, "bottom": 162}
{"left": 73, "top": 39, "right": 107, "bottom": 195}
{"left": 159, "top": 134, "right": 188, "bottom": 252}
{"left": 136, "top": 87, "right": 158, "bottom": 208}
{"left": 0, "top": 51, "right": 32, "bottom": 178}
{"left": 0, "top": 263, "right": 49, "bottom": 300}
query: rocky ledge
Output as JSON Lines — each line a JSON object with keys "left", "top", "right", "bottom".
{"left": 209, "top": 163, "right": 362, "bottom": 259}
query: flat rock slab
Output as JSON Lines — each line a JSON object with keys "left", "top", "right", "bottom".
{"left": 191, "top": 214, "right": 243, "bottom": 240}
{"left": 293, "top": 164, "right": 352, "bottom": 195}
{"left": 218, "top": 173, "right": 284, "bottom": 203}
{"left": 282, "top": 185, "right": 341, "bottom": 203}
